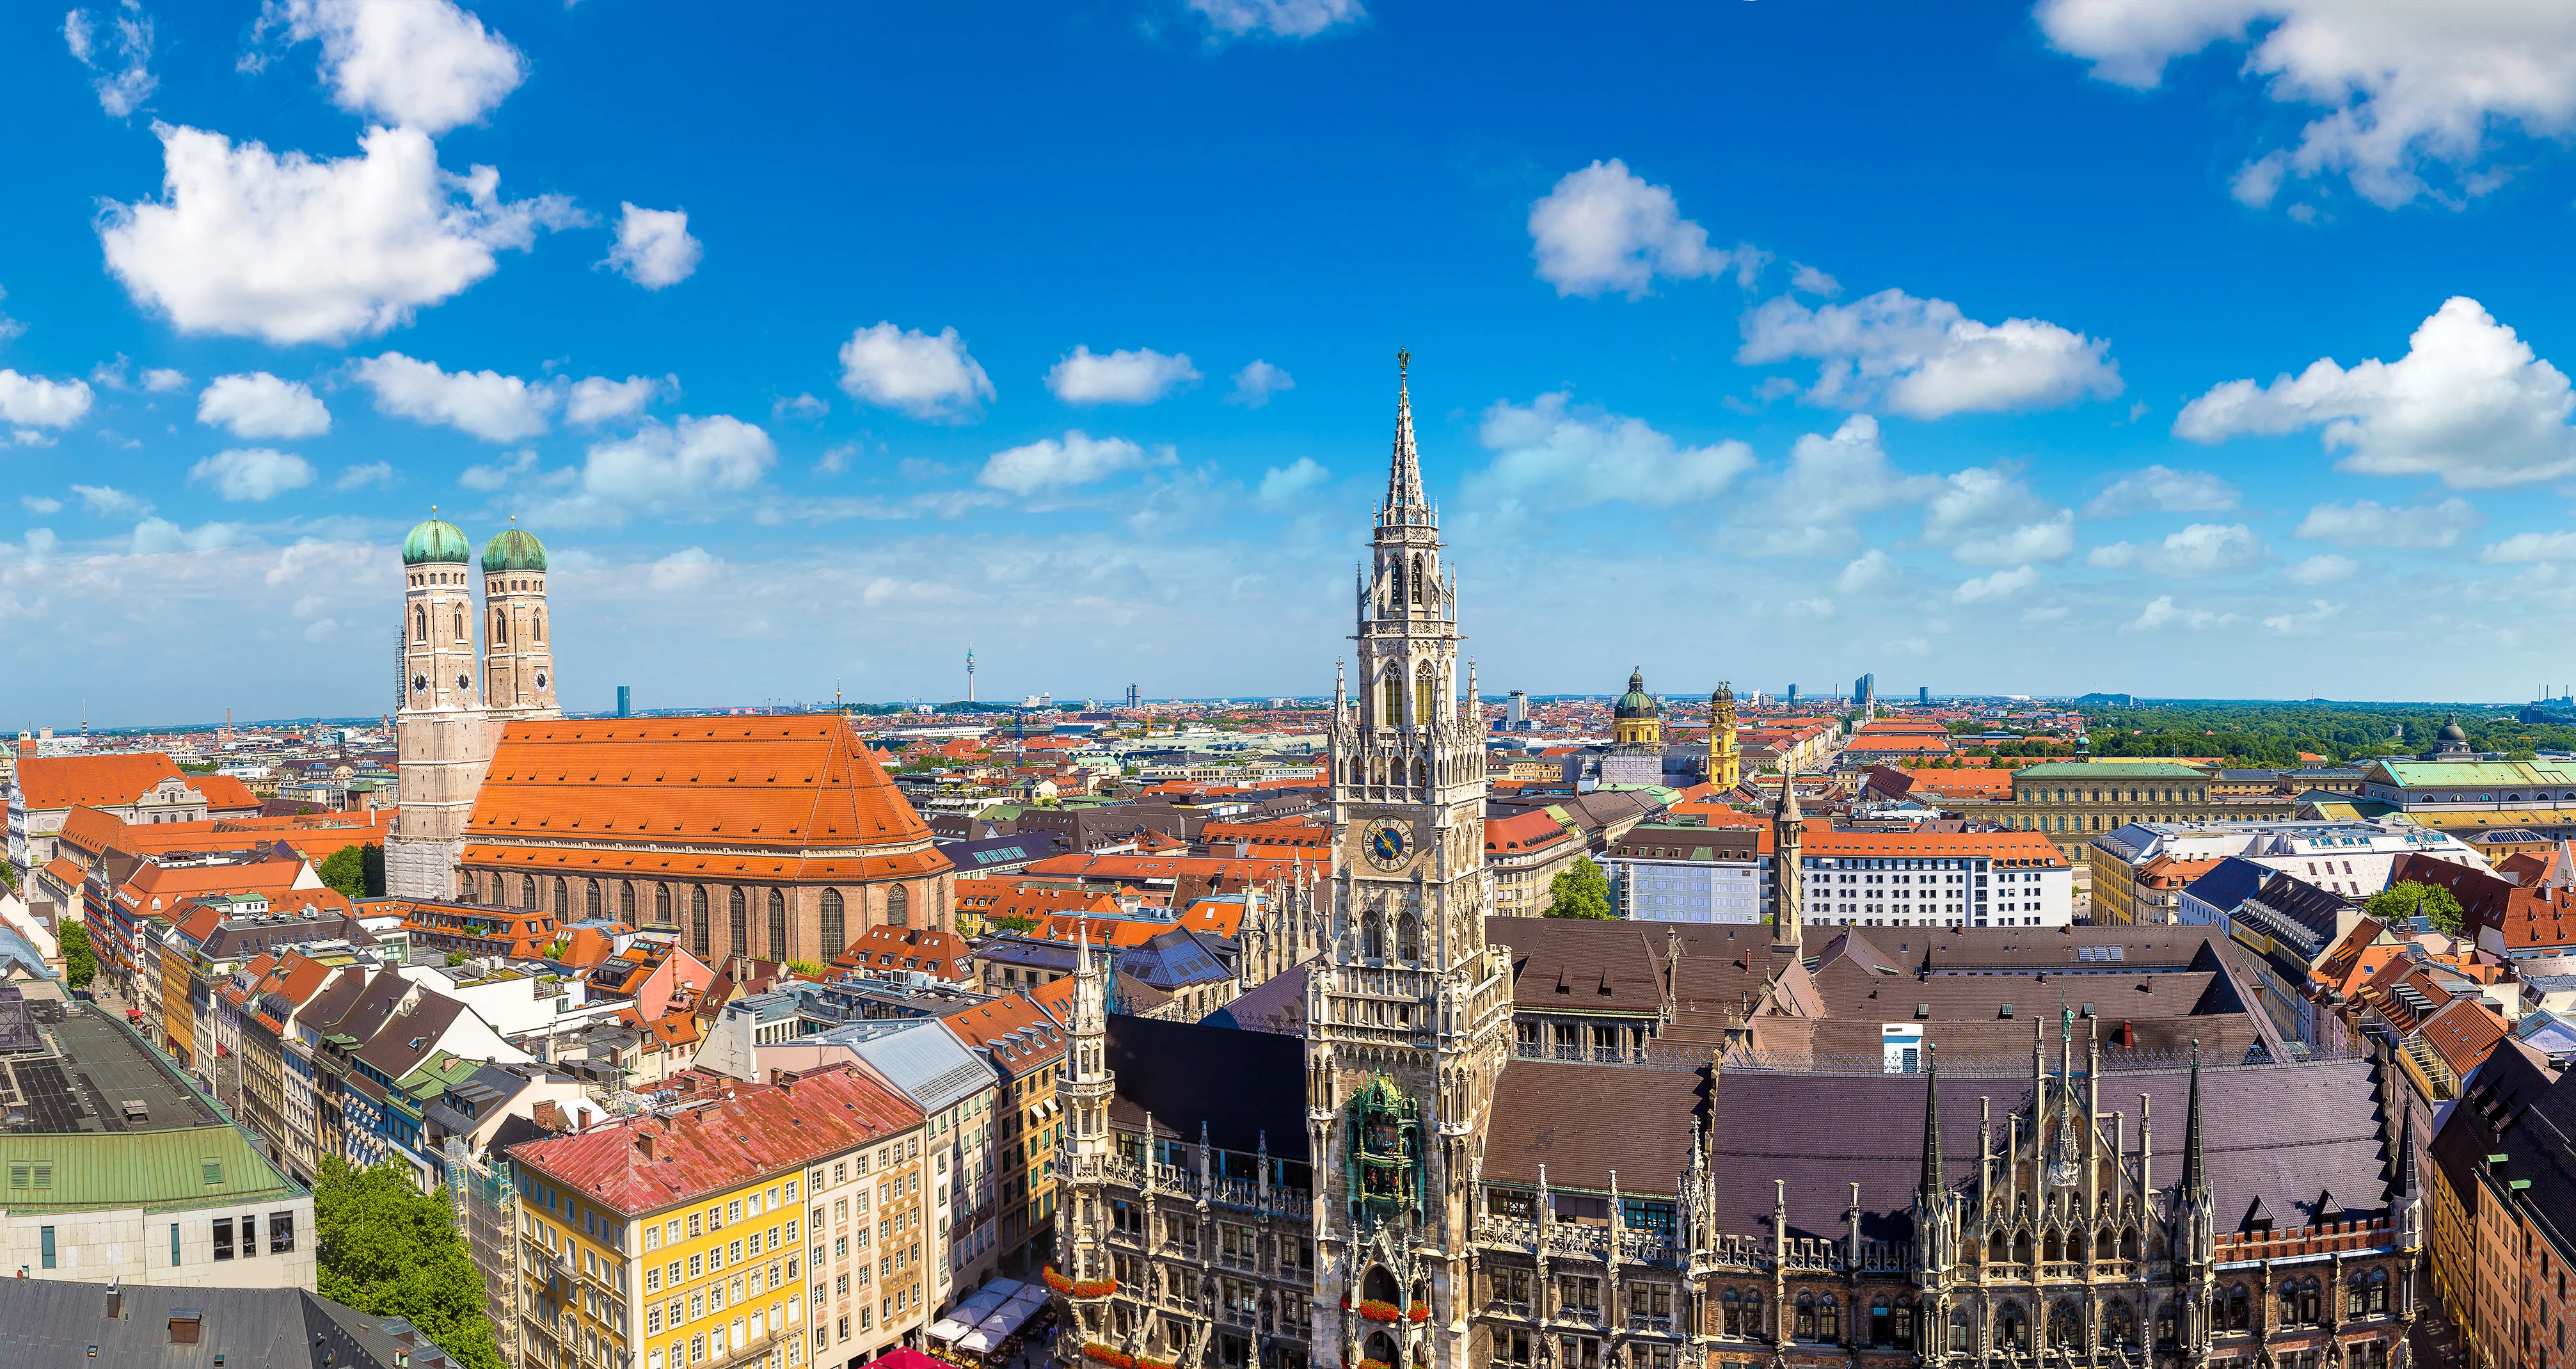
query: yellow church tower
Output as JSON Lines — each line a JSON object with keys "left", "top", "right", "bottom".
{"left": 1708, "top": 680, "right": 1741, "bottom": 790}
{"left": 1610, "top": 668, "right": 1662, "bottom": 748}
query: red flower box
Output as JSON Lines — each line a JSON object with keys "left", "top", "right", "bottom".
{"left": 1356, "top": 1299, "right": 1403, "bottom": 1324}
{"left": 1408, "top": 1303, "right": 1431, "bottom": 1322}
{"left": 1085, "top": 1344, "right": 1136, "bottom": 1369}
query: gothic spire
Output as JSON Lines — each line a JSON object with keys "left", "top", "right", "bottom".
{"left": 1383, "top": 349, "right": 1426, "bottom": 521}
{"left": 1776, "top": 765, "right": 1802, "bottom": 823}
{"left": 2180, "top": 1041, "right": 2209, "bottom": 1203}
{"left": 1918, "top": 1046, "right": 1944, "bottom": 1206}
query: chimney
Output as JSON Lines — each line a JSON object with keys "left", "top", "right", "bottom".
{"left": 635, "top": 1131, "right": 656, "bottom": 1161}
{"left": 168, "top": 1310, "right": 203, "bottom": 1345}
{"left": 575, "top": 1106, "right": 591, "bottom": 1130}
{"left": 104, "top": 1279, "right": 122, "bottom": 1320}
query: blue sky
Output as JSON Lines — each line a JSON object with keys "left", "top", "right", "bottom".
{"left": 10, "top": 0, "right": 2576, "bottom": 724}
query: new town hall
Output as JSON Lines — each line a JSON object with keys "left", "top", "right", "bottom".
{"left": 1047, "top": 360, "right": 2424, "bottom": 1369}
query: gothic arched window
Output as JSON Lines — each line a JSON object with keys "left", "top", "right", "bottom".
{"left": 521, "top": 875, "right": 537, "bottom": 909}
{"left": 1949, "top": 1308, "right": 1972, "bottom": 1352}
{"left": 1818, "top": 1295, "right": 1839, "bottom": 1343}
{"left": 1383, "top": 671, "right": 1402, "bottom": 726}
{"left": 493, "top": 610, "right": 507, "bottom": 644}
{"left": 768, "top": 889, "right": 788, "bottom": 959}
{"left": 1721, "top": 1291, "right": 1743, "bottom": 1338}
{"left": 619, "top": 881, "right": 634, "bottom": 920}
{"left": 2106, "top": 1302, "right": 2135, "bottom": 1348}
{"left": 454, "top": 609, "right": 466, "bottom": 641}
{"left": 2224, "top": 1285, "right": 2250, "bottom": 1332}
{"left": 887, "top": 884, "right": 909, "bottom": 928}
{"left": 553, "top": 880, "right": 568, "bottom": 918}
{"left": 1397, "top": 913, "right": 1420, "bottom": 963}
{"left": 821, "top": 890, "right": 846, "bottom": 957}
{"left": 1408, "top": 555, "right": 1423, "bottom": 604}
{"left": 728, "top": 888, "right": 747, "bottom": 955}
{"left": 1998, "top": 1304, "right": 2026, "bottom": 1349}
{"left": 585, "top": 880, "right": 600, "bottom": 919}
{"left": 655, "top": 885, "right": 672, "bottom": 927}
{"left": 1795, "top": 1295, "right": 1816, "bottom": 1340}
{"left": 413, "top": 605, "right": 427, "bottom": 642}
{"left": 690, "top": 887, "right": 709, "bottom": 956}
{"left": 533, "top": 609, "right": 545, "bottom": 642}
{"left": 1415, "top": 662, "right": 1436, "bottom": 723}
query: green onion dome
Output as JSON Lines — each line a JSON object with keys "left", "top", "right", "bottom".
{"left": 480, "top": 524, "right": 548, "bottom": 574}
{"left": 401, "top": 515, "right": 471, "bottom": 566}
{"left": 1613, "top": 668, "right": 1659, "bottom": 719}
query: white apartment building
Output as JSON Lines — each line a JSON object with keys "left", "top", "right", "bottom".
{"left": 1795, "top": 825, "right": 2074, "bottom": 929}
{"left": 2092, "top": 817, "right": 2487, "bottom": 925}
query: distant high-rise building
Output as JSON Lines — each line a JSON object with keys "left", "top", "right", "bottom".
{"left": 1506, "top": 689, "right": 1528, "bottom": 728}
{"left": 1918, "top": 685, "right": 1929, "bottom": 706}
{"left": 1854, "top": 673, "right": 1875, "bottom": 712}
{"left": 1125, "top": 683, "right": 1140, "bottom": 709}
{"left": 967, "top": 640, "right": 977, "bottom": 703}
{"left": 616, "top": 684, "right": 632, "bottom": 718}
{"left": 1787, "top": 683, "right": 1799, "bottom": 705}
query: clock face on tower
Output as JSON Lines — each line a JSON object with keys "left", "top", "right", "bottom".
{"left": 1363, "top": 820, "right": 1410, "bottom": 871}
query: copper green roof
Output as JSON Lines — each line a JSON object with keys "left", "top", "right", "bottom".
{"left": 481, "top": 524, "right": 548, "bottom": 573}
{"left": 0, "top": 1126, "right": 303, "bottom": 1213}
{"left": 2009, "top": 762, "right": 2209, "bottom": 780}
{"left": 1613, "top": 668, "right": 1658, "bottom": 719}
{"left": 401, "top": 516, "right": 471, "bottom": 565}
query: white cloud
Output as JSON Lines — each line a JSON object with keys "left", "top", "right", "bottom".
{"left": 1789, "top": 264, "right": 1841, "bottom": 296}
{"left": 1785, "top": 596, "right": 1836, "bottom": 619}
{"left": 1257, "top": 456, "right": 1330, "bottom": 506}
{"left": 1920, "top": 465, "right": 2077, "bottom": 565}
{"left": 2262, "top": 598, "right": 2346, "bottom": 635}
{"left": 1186, "top": 0, "right": 1363, "bottom": 39}
{"left": 2087, "top": 522, "right": 2268, "bottom": 577}
{"left": 1738, "top": 287, "right": 2122, "bottom": 419}
{"left": 978, "top": 431, "right": 1161, "bottom": 496}
{"left": 457, "top": 449, "right": 536, "bottom": 491}
{"left": 0, "top": 371, "right": 96, "bottom": 430}
{"left": 815, "top": 442, "right": 859, "bottom": 476}
{"left": 1735, "top": 415, "right": 1940, "bottom": 556}
{"left": 2022, "top": 604, "right": 2069, "bottom": 624}
{"left": 65, "top": 3, "right": 157, "bottom": 118}
{"left": 2174, "top": 298, "right": 2576, "bottom": 488}
{"left": 1837, "top": 548, "right": 1898, "bottom": 594}
{"left": 1528, "top": 159, "right": 1745, "bottom": 299}
{"left": 353, "top": 351, "right": 554, "bottom": 441}
{"left": 130, "top": 517, "right": 244, "bottom": 554}
{"left": 647, "top": 546, "right": 722, "bottom": 592}
{"left": 141, "top": 367, "right": 189, "bottom": 393}
{"left": 2284, "top": 553, "right": 2361, "bottom": 585}
{"left": 2293, "top": 496, "right": 2484, "bottom": 548}
{"left": 334, "top": 460, "right": 394, "bottom": 491}
{"left": 1228, "top": 360, "right": 1293, "bottom": 408}
{"left": 196, "top": 371, "right": 330, "bottom": 438}
{"left": 2083, "top": 465, "right": 2239, "bottom": 517}
{"left": 2481, "top": 531, "right": 2576, "bottom": 564}
{"left": 2124, "top": 595, "right": 2238, "bottom": 632}
{"left": 21, "top": 497, "right": 64, "bottom": 515}
{"left": 836, "top": 322, "right": 994, "bottom": 420}
{"left": 566, "top": 374, "right": 659, "bottom": 426}
{"left": 2037, "top": 0, "right": 2576, "bottom": 209}
{"left": 772, "top": 392, "right": 827, "bottom": 422}
{"left": 99, "top": 125, "right": 580, "bottom": 346}
{"left": 250, "top": 0, "right": 525, "bottom": 134}
{"left": 72, "top": 484, "right": 149, "bottom": 517}
{"left": 1046, "top": 346, "right": 1200, "bottom": 405}
{"left": 1469, "top": 391, "right": 1754, "bottom": 511}
{"left": 555, "top": 415, "right": 775, "bottom": 522}
{"left": 603, "top": 204, "right": 701, "bottom": 289}
{"left": 191, "top": 447, "right": 316, "bottom": 501}
{"left": 1955, "top": 565, "right": 2042, "bottom": 602}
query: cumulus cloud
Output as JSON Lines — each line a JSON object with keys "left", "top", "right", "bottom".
{"left": 1735, "top": 415, "right": 1940, "bottom": 556}
{"left": 1955, "top": 565, "right": 2042, "bottom": 602}
{"left": 836, "top": 322, "right": 994, "bottom": 420}
{"left": 2284, "top": 553, "right": 2361, "bottom": 585}
{"left": 197, "top": 371, "right": 330, "bottom": 438}
{"left": 131, "top": 517, "right": 244, "bottom": 554}
{"left": 248, "top": 0, "right": 525, "bottom": 134}
{"left": 1228, "top": 360, "right": 1294, "bottom": 408}
{"left": 334, "top": 460, "right": 394, "bottom": 491}
{"left": 1920, "top": 465, "right": 2077, "bottom": 566}
{"left": 603, "top": 204, "right": 701, "bottom": 289}
{"left": 978, "top": 431, "right": 1164, "bottom": 496}
{"left": 1257, "top": 456, "right": 1330, "bottom": 506}
{"left": 1738, "top": 287, "right": 2121, "bottom": 419}
{"left": 353, "top": 351, "right": 554, "bottom": 441}
{"left": 2480, "top": 531, "right": 2576, "bottom": 564}
{"left": 1469, "top": 391, "right": 1754, "bottom": 512}
{"left": 1046, "top": 346, "right": 1200, "bottom": 405}
{"left": 555, "top": 415, "right": 775, "bottom": 522}
{"left": 2262, "top": 599, "right": 2346, "bottom": 636}
{"left": 1837, "top": 548, "right": 1898, "bottom": 594}
{"left": 2293, "top": 496, "right": 2484, "bottom": 548}
{"left": 99, "top": 125, "right": 580, "bottom": 346}
{"left": 2124, "top": 595, "right": 2238, "bottom": 632}
{"left": 647, "top": 546, "right": 722, "bottom": 592}
{"left": 2083, "top": 465, "right": 2239, "bottom": 517}
{"left": 457, "top": 449, "right": 536, "bottom": 492}
{"left": 65, "top": 3, "right": 157, "bottom": 118}
{"left": 141, "top": 367, "right": 189, "bottom": 392}
{"left": 2175, "top": 298, "right": 2576, "bottom": 488}
{"left": 0, "top": 371, "right": 96, "bottom": 433}
{"left": 566, "top": 374, "right": 660, "bottom": 426}
{"left": 1186, "top": 0, "right": 1363, "bottom": 38}
{"left": 2087, "top": 522, "right": 2268, "bottom": 577}
{"left": 21, "top": 497, "right": 64, "bottom": 515}
{"left": 1529, "top": 159, "right": 1751, "bottom": 298}
{"left": 191, "top": 447, "right": 316, "bottom": 501}
{"left": 72, "top": 484, "right": 150, "bottom": 517}
{"left": 772, "top": 393, "right": 827, "bottom": 423}
{"left": 2037, "top": 0, "right": 2576, "bottom": 209}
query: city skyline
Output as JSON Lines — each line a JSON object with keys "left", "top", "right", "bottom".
{"left": 11, "top": 3, "right": 2576, "bottom": 719}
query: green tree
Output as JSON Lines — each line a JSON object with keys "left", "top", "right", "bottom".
{"left": 2364, "top": 880, "right": 2467, "bottom": 936}
{"left": 58, "top": 921, "right": 95, "bottom": 989}
{"left": 313, "top": 1157, "right": 502, "bottom": 1369}
{"left": 319, "top": 843, "right": 387, "bottom": 899}
{"left": 989, "top": 915, "right": 1040, "bottom": 934}
{"left": 1543, "top": 857, "right": 1615, "bottom": 919}
{"left": 785, "top": 958, "right": 827, "bottom": 976}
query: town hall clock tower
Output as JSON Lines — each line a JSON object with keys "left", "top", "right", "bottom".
{"left": 1307, "top": 354, "right": 1515, "bottom": 1369}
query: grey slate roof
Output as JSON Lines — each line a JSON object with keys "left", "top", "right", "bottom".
{"left": 2180, "top": 856, "right": 2274, "bottom": 916}
{"left": 0, "top": 1276, "right": 461, "bottom": 1368}
{"left": 817, "top": 1018, "right": 995, "bottom": 1114}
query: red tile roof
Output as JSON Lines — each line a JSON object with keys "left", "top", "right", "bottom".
{"left": 14, "top": 752, "right": 188, "bottom": 810}
{"left": 1484, "top": 810, "right": 1575, "bottom": 853}
{"left": 511, "top": 1064, "right": 919, "bottom": 1215}
{"left": 939, "top": 991, "right": 1066, "bottom": 1078}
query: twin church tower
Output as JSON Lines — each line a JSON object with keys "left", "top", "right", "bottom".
{"left": 385, "top": 515, "right": 561, "bottom": 899}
